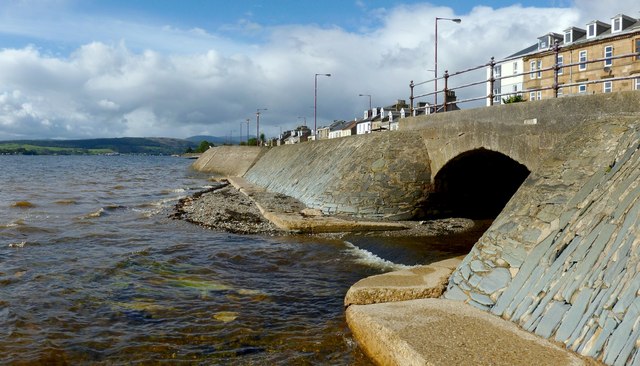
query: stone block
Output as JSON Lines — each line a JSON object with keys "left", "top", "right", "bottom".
{"left": 535, "top": 301, "right": 570, "bottom": 338}
{"left": 477, "top": 268, "right": 512, "bottom": 295}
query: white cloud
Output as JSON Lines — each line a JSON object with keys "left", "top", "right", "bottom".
{"left": 0, "top": 1, "right": 637, "bottom": 140}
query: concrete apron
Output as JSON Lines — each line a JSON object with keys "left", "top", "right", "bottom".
{"left": 343, "top": 257, "right": 599, "bottom": 366}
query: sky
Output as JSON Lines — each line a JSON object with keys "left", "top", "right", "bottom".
{"left": 0, "top": 0, "right": 638, "bottom": 140}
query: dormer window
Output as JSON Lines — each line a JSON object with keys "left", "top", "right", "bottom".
{"left": 564, "top": 31, "right": 572, "bottom": 44}
{"left": 613, "top": 17, "right": 622, "bottom": 32}
{"left": 563, "top": 27, "right": 586, "bottom": 44}
{"left": 611, "top": 14, "right": 636, "bottom": 33}
{"left": 537, "top": 33, "right": 562, "bottom": 51}
{"left": 539, "top": 38, "right": 547, "bottom": 49}
{"left": 586, "top": 21, "right": 610, "bottom": 39}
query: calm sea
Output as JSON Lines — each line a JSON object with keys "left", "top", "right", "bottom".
{"left": 0, "top": 155, "right": 471, "bottom": 365}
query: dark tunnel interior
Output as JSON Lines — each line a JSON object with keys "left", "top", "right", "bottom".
{"left": 416, "top": 148, "right": 531, "bottom": 220}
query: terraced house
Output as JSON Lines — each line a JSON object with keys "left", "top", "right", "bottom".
{"left": 523, "top": 13, "right": 640, "bottom": 100}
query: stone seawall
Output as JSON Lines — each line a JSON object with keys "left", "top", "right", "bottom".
{"left": 191, "top": 146, "right": 266, "bottom": 176}
{"left": 444, "top": 115, "right": 640, "bottom": 364}
{"left": 243, "top": 132, "right": 431, "bottom": 219}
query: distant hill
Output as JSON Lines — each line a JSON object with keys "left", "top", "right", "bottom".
{"left": 0, "top": 137, "right": 198, "bottom": 155}
{"left": 186, "top": 135, "right": 242, "bottom": 145}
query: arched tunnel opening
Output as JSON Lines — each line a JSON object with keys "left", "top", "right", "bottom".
{"left": 416, "top": 148, "right": 531, "bottom": 220}
{"left": 343, "top": 148, "right": 530, "bottom": 267}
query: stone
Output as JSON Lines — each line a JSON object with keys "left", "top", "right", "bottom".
{"left": 535, "top": 301, "right": 570, "bottom": 338}
{"left": 477, "top": 268, "right": 512, "bottom": 295}
{"left": 470, "top": 292, "right": 495, "bottom": 306}
{"left": 470, "top": 260, "right": 489, "bottom": 273}
{"left": 443, "top": 284, "right": 468, "bottom": 301}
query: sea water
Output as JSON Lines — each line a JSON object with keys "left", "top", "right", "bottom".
{"left": 0, "top": 155, "right": 472, "bottom": 364}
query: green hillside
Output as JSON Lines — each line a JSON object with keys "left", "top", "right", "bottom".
{"left": 0, "top": 137, "right": 197, "bottom": 155}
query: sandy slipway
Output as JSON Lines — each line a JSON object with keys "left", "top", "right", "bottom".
{"left": 171, "top": 177, "right": 479, "bottom": 237}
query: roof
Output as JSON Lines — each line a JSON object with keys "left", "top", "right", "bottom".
{"left": 506, "top": 43, "right": 538, "bottom": 59}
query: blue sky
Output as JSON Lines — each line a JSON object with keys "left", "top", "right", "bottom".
{"left": 0, "top": 0, "right": 637, "bottom": 140}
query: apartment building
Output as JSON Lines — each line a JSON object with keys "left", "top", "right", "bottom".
{"left": 523, "top": 14, "right": 640, "bottom": 100}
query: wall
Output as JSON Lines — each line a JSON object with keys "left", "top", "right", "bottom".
{"left": 191, "top": 146, "right": 266, "bottom": 177}
{"left": 243, "top": 132, "right": 431, "bottom": 220}
{"left": 443, "top": 114, "right": 640, "bottom": 364}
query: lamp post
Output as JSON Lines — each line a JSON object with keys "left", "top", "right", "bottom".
{"left": 245, "top": 118, "right": 250, "bottom": 145}
{"left": 314, "top": 73, "right": 331, "bottom": 140}
{"left": 358, "top": 94, "right": 372, "bottom": 113}
{"left": 435, "top": 17, "right": 461, "bottom": 111}
{"left": 256, "top": 108, "right": 267, "bottom": 146}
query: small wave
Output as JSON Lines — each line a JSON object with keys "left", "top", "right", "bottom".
{"left": 84, "top": 208, "right": 105, "bottom": 218}
{"left": 8, "top": 241, "right": 26, "bottom": 248}
{"left": 0, "top": 219, "right": 25, "bottom": 228}
{"left": 342, "top": 241, "right": 414, "bottom": 272}
{"left": 11, "top": 201, "right": 35, "bottom": 208}
{"left": 54, "top": 199, "right": 77, "bottom": 205}
{"left": 161, "top": 188, "right": 187, "bottom": 195}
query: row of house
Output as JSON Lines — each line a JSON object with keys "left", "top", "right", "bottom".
{"left": 274, "top": 100, "right": 409, "bottom": 145}
{"left": 489, "top": 12, "right": 640, "bottom": 105}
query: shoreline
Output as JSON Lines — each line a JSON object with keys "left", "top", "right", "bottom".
{"left": 170, "top": 180, "right": 489, "bottom": 242}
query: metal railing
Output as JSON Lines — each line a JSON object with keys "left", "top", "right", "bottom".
{"left": 409, "top": 41, "right": 640, "bottom": 114}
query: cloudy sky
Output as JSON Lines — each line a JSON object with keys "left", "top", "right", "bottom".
{"left": 0, "top": 0, "right": 638, "bottom": 140}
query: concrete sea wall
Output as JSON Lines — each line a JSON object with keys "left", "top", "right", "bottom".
{"left": 191, "top": 146, "right": 266, "bottom": 177}
{"left": 243, "top": 132, "right": 431, "bottom": 219}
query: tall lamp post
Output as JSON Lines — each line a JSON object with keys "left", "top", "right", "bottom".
{"left": 256, "top": 108, "right": 267, "bottom": 146}
{"left": 314, "top": 73, "right": 331, "bottom": 140}
{"left": 358, "top": 94, "right": 372, "bottom": 113}
{"left": 245, "top": 118, "right": 250, "bottom": 145}
{"left": 435, "top": 17, "right": 461, "bottom": 111}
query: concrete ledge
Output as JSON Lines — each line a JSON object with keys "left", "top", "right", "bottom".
{"left": 344, "top": 257, "right": 463, "bottom": 307}
{"left": 227, "top": 177, "right": 408, "bottom": 233}
{"left": 346, "top": 298, "right": 598, "bottom": 366}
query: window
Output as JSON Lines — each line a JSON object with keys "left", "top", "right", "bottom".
{"left": 512, "top": 85, "right": 518, "bottom": 92}
{"left": 529, "top": 91, "right": 536, "bottom": 101}
{"left": 557, "top": 55, "right": 564, "bottom": 75}
{"left": 493, "top": 88, "right": 500, "bottom": 102}
{"left": 530, "top": 60, "right": 536, "bottom": 79}
{"left": 604, "top": 46, "right": 613, "bottom": 67}
{"left": 613, "top": 17, "right": 622, "bottom": 33}
{"left": 537, "top": 91, "right": 542, "bottom": 100}
{"left": 537, "top": 60, "right": 542, "bottom": 78}
{"left": 587, "top": 23, "right": 596, "bottom": 38}
{"left": 579, "top": 50, "right": 587, "bottom": 71}
{"left": 579, "top": 84, "right": 587, "bottom": 93}
{"left": 603, "top": 81, "right": 612, "bottom": 93}
{"left": 558, "top": 87, "right": 564, "bottom": 96}
{"left": 564, "top": 31, "right": 572, "bottom": 44}
{"left": 513, "top": 61, "right": 518, "bottom": 75}
{"left": 539, "top": 39, "right": 547, "bottom": 49}
{"left": 636, "top": 39, "right": 640, "bottom": 61}
{"left": 494, "top": 65, "right": 501, "bottom": 77}
{"left": 636, "top": 78, "right": 640, "bottom": 90}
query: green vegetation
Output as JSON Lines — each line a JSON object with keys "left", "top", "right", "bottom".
{"left": 502, "top": 95, "right": 525, "bottom": 104}
{"left": 195, "top": 140, "right": 214, "bottom": 153}
{"left": 0, "top": 137, "right": 197, "bottom": 155}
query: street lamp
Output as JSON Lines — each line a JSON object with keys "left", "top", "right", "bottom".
{"left": 435, "top": 17, "right": 461, "bottom": 111}
{"left": 256, "top": 108, "right": 267, "bottom": 146}
{"left": 245, "top": 118, "right": 250, "bottom": 144}
{"left": 314, "top": 73, "right": 331, "bottom": 140}
{"left": 358, "top": 94, "right": 372, "bottom": 113}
